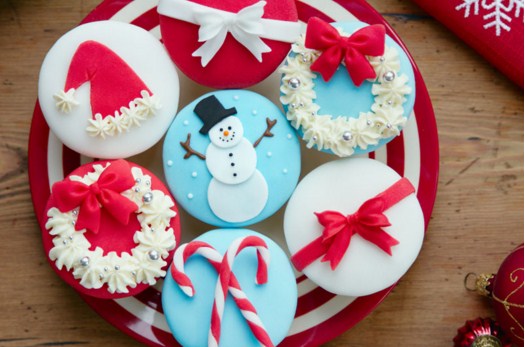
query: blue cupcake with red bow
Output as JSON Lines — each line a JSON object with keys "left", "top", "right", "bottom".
{"left": 279, "top": 18, "right": 416, "bottom": 157}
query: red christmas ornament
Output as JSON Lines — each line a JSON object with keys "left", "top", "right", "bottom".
{"left": 453, "top": 317, "right": 512, "bottom": 347}
{"left": 468, "top": 245, "right": 524, "bottom": 346}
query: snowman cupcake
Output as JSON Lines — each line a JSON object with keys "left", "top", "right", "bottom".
{"left": 41, "top": 159, "right": 180, "bottom": 299}
{"left": 163, "top": 90, "right": 301, "bottom": 227}
{"left": 279, "top": 18, "right": 416, "bottom": 157}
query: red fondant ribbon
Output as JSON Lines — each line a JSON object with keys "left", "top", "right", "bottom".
{"left": 51, "top": 160, "right": 138, "bottom": 234}
{"left": 291, "top": 177, "right": 415, "bottom": 271}
{"left": 305, "top": 17, "right": 386, "bottom": 85}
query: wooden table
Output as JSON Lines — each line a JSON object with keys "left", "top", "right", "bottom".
{"left": 0, "top": 0, "right": 522, "bottom": 346}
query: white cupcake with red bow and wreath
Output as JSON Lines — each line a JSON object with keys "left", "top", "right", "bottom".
{"left": 280, "top": 18, "right": 416, "bottom": 157}
{"left": 157, "top": 0, "right": 302, "bottom": 88}
{"left": 41, "top": 159, "right": 181, "bottom": 299}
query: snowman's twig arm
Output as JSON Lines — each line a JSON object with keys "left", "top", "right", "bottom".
{"left": 180, "top": 133, "right": 206, "bottom": 160}
{"left": 253, "top": 118, "right": 277, "bottom": 148}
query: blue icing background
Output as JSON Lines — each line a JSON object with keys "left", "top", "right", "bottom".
{"left": 162, "top": 229, "right": 298, "bottom": 347}
{"left": 163, "top": 90, "right": 301, "bottom": 228}
{"left": 283, "top": 21, "right": 416, "bottom": 155}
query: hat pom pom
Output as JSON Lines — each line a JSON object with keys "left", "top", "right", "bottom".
{"left": 54, "top": 88, "right": 79, "bottom": 113}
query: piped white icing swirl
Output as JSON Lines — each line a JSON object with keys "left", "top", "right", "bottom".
{"left": 46, "top": 163, "right": 177, "bottom": 294}
{"left": 279, "top": 31, "right": 412, "bottom": 157}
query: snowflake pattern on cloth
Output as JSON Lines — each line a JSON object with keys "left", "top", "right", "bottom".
{"left": 456, "top": 0, "right": 524, "bottom": 36}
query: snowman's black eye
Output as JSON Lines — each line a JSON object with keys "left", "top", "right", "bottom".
{"left": 219, "top": 128, "right": 223, "bottom": 131}
{"left": 228, "top": 126, "right": 232, "bottom": 130}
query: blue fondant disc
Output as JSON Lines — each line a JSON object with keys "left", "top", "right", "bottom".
{"left": 162, "top": 229, "right": 298, "bottom": 347}
{"left": 281, "top": 20, "right": 416, "bottom": 156}
{"left": 163, "top": 90, "right": 301, "bottom": 227}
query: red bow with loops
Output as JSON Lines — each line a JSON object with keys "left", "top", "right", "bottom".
{"left": 292, "top": 177, "right": 415, "bottom": 271}
{"left": 52, "top": 160, "right": 138, "bottom": 234}
{"left": 305, "top": 17, "right": 386, "bottom": 86}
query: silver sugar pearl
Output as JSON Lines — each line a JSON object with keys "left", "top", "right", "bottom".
{"left": 288, "top": 77, "right": 301, "bottom": 89}
{"left": 131, "top": 271, "right": 137, "bottom": 277}
{"left": 312, "top": 136, "right": 318, "bottom": 142}
{"left": 142, "top": 192, "right": 154, "bottom": 204}
{"left": 72, "top": 210, "right": 78, "bottom": 216}
{"left": 299, "top": 102, "right": 304, "bottom": 108}
{"left": 62, "top": 239, "right": 68, "bottom": 245}
{"left": 366, "top": 120, "right": 373, "bottom": 126}
{"left": 387, "top": 100, "right": 393, "bottom": 105}
{"left": 290, "top": 103, "right": 296, "bottom": 109}
{"left": 379, "top": 56, "right": 385, "bottom": 62}
{"left": 146, "top": 180, "right": 151, "bottom": 186}
{"left": 383, "top": 71, "right": 396, "bottom": 82}
{"left": 135, "top": 178, "right": 142, "bottom": 184}
{"left": 80, "top": 257, "right": 90, "bottom": 267}
{"left": 99, "top": 274, "right": 104, "bottom": 280}
{"left": 103, "top": 266, "right": 109, "bottom": 272}
{"left": 386, "top": 123, "right": 392, "bottom": 129}
{"left": 342, "top": 131, "right": 352, "bottom": 141}
{"left": 68, "top": 235, "right": 73, "bottom": 240}
{"left": 71, "top": 221, "right": 75, "bottom": 226}
{"left": 134, "top": 187, "right": 140, "bottom": 193}
{"left": 114, "top": 265, "right": 120, "bottom": 271}
{"left": 148, "top": 250, "right": 160, "bottom": 261}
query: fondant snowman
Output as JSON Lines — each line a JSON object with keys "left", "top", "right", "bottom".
{"left": 180, "top": 95, "right": 277, "bottom": 223}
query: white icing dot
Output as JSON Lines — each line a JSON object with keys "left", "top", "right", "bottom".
{"left": 183, "top": 120, "right": 189, "bottom": 126}
{"left": 167, "top": 160, "right": 173, "bottom": 167}
{"left": 266, "top": 151, "right": 272, "bottom": 158}
{"left": 252, "top": 109, "right": 257, "bottom": 116}
{"left": 187, "top": 193, "right": 194, "bottom": 200}
{"left": 191, "top": 171, "right": 198, "bottom": 178}
{"left": 287, "top": 134, "right": 292, "bottom": 139}
{"left": 233, "top": 95, "right": 239, "bottom": 101}
{"left": 283, "top": 168, "right": 288, "bottom": 174}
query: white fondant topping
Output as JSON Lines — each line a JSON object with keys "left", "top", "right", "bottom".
{"left": 207, "top": 170, "right": 268, "bottom": 223}
{"left": 279, "top": 32, "right": 412, "bottom": 157}
{"left": 54, "top": 88, "right": 79, "bottom": 113}
{"left": 84, "top": 90, "right": 161, "bottom": 139}
{"left": 46, "top": 163, "right": 177, "bottom": 294}
{"left": 208, "top": 116, "right": 244, "bottom": 148}
{"left": 206, "top": 138, "right": 257, "bottom": 185}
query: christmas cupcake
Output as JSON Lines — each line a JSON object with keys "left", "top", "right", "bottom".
{"left": 280, "top": 18, "right": 416, "bottom": 157}
{"left": 163, "top": 90, "right": 301, "bottom": 227}
{"left": 38, "top": 21, "right": 179, "bottom": 159}
{"left": 162, "top": 229, "right": 297, "bottom": 347}
{"left": 157, "top": 0, "right": 301, "bottom": 88}
{"left": 284, "top": 158, "right": 424, "bottom": 297}
{"left": 42, "top": 159, "right": 180, "bottom": 299}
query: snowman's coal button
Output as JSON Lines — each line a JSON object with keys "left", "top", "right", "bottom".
{"left": 38, "top": 21, "right": 180, "bottom": 159}
{"left": 284, "top": 158, "right": 424, "bottom": 297}
{"left": 162, "top": 229, "right": 297, "bottom": 347}
{"left": 163, "top": 90, "right": 301, "bottom": 227}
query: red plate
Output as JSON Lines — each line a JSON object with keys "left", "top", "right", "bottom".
{"left": 29, "top": 0, "right": 439, "bottom": 346}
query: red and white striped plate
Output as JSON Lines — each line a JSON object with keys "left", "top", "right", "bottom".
{"left": 29, "top": 0, "right": 439, "bottom": 346}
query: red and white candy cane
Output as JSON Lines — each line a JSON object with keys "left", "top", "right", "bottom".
{"left": 171, "top": 236, "right": 273, "bottom": 347}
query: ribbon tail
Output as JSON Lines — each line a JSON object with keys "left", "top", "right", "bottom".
{"left": 357, "top": 226, "right": 399, "bottom": 256}
{"left": 230, "top": 29, "right": 271, "bottom": 62}
{"left": 321, "top": 227, "right": 352, "bottom": 270}
{"left": 344, "top": 50, "right": 376, "bottom": 86}
{"left": 76, "top": 195, "right": 101, "bottom": 234}
{"left": 100, "top": 190, "right": 137, "bottom": 226}
{"left": 192, "top": 29, "right": 228, "bottom": 67}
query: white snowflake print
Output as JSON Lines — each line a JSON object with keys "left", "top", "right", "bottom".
{"left": 456, "top": 0, "right": 524, "bottom": 36}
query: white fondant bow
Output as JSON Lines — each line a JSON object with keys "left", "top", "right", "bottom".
{"left": 157, "top": 0, "right": 302, "bottom": 67}
{"left": 192, "top": 1, "right": 271, "bottom": 66}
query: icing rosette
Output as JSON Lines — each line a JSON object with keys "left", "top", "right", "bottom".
{"left": 279, "top": 18, "right": 416, "bottom": 157}
{"left": 41, "top": 159, "right": 181, "bottom": 299}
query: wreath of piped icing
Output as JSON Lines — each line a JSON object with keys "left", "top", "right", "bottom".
{"left": 279, "top": 20, "right": 412, "bottom": 157}
{"left": 45, "top": 162, "right": 177, "bottom": 294}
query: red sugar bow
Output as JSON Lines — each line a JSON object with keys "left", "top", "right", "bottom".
{"left": 305, "top": 17, "right": 386, "bottom": 85}
{"left": 51, "top": 160, "right": 138, "bottom": 234}
{"left": 291, "top": 177, "right": 415, "bottom": 272}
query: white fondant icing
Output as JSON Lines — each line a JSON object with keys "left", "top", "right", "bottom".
{"left": 279, "top": 30, "right": 412, "bottom": 157}
{"left": 284, "top": 158, "right": 424, "bottom": 297}
{"left": 46, "top": 163, "right": 177, "bottom": 294}
{"left": 206, "top": 138, "right": 257, "bottom": 185}
{"left": 208, "top": 116, "right": 244, "bottom": 148}
{"left": 38, "top": 21, "right": 179, "bottom": 158}
{"left": 208, "top": 170, "right": 268, "bottom": 223}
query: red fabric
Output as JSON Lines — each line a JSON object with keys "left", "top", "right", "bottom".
{"left": 51, "top": 159, "right": 137, "bottom": 234}
{"left": 411, "top": 0, "right": 524, "bottom": 87}
{"left": 64, "top": 40, "right": 152, "bottom": 118}
{"left": 305, "top": 17, "right": 385, "bottom": 85}
{"left": 292, "top": 177, "right": 415, "bottom": 271}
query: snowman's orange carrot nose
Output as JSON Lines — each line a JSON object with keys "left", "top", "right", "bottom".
{"left": 223, "top": 130, "right": 229, "bottom": 136}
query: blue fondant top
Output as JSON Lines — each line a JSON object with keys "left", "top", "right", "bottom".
{"left": 162, "top": 229, "right": 298, "bottom": 347}
{"left": 163, "top": 90, "right": 301, "bottom": 227}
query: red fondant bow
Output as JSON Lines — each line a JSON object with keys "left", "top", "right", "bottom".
{"left": 51, "top": 160, "right": 138, "bottom": 234}
{"left": 305, "top": 17, "right": 386, "bottom": 85}
{"left": 291, "top": 177, "right": 415, "bottom": 271}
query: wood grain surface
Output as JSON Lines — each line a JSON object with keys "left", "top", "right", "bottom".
{"left": 0, "top": 0, "right": 523, "bottom": 346}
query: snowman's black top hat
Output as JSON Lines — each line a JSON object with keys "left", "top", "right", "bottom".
{"left": 194, "top": 95, "right": 237, "bottom": 134}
